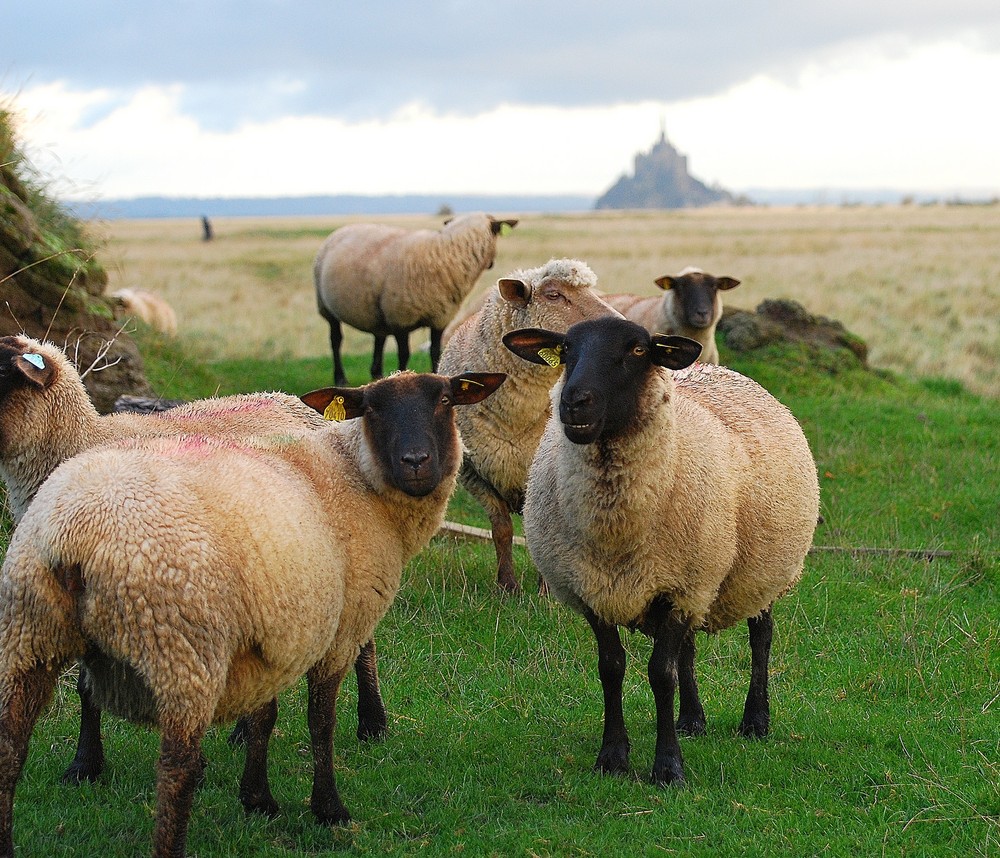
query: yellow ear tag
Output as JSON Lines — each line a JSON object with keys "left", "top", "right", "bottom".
{"left": 460, "top": 378, "right": 484, "bottom": 391}
{"left": 537, "top": 345, "right": 563, "bottom": 367}
{"left": 323, "top": 396, "right": 347, "bottom": 422}
{"left": 500, "top": 223, "right": 513, "bottom": 237}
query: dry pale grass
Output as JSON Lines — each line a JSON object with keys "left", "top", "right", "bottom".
{"left": 95, "top": 205, "right": 1000, "bottom": 397}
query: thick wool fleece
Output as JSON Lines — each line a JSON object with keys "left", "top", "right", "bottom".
{"left": 523, "top": 362, "right": 819, "bottom": 633}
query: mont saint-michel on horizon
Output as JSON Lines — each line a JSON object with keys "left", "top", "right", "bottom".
{"left": 595, "top": 128, "right": 734, "bottom": 210}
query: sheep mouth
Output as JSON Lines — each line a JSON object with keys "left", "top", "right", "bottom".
{"left": 397, "top": 473, "right": 440, "bottom": 497}
{"left": 562, "top": 420, "right": 601, "bottom": 445}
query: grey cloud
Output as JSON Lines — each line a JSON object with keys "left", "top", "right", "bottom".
{"left": 4, "top": 0, "right": 999, "bottom": 129}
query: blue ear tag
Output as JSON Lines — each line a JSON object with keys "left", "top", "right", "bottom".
{"left": 23, "top": 353, "right": 46, "bottom": 370}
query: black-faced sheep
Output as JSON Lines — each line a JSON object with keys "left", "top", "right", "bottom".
{"left": 314, "top": 213, "right": 518, "bottom": 385}
{"left": 503, "top": 317, "right": 818, "bottom": 785}
{"left": 437, "top": 259, "right": 620, "bottom": 592}
{"left": 0, "top": 369, "right": 505, "bottom": 857}
{"left": 0, "top": 334, "right": 386, "bottom": 789}
{"left": 604, "top": 267, "right": 740, "bottom": 364}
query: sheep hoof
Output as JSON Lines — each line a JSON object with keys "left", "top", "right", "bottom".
{"left": 242, "top": 793, "right": 281, "bottom": 818}
{"left": 312, "top": 800, "right": 351, "bottom": 827}
{"left": 61, "top": 758, "right": 102, "bottom": 785}
{"left": 652, "top": 762, "right": 686, "bottom": 788}
{"left": 595, "top": 743, "right": 630, "bottom": 776}
{"left": 676, "top": 715, "right": 706, "bottom": 737}
{"left": 356, "top": 712, "right": 388, "bottom": 743}
{"left": 497, "top": 575, "right": 521, "bottom": 595}
{"left": 738, "top": 716, "right": 769, "bottom": 739}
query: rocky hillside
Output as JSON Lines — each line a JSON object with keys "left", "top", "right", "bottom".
{"left": 1, "top": 106, "right": 152, "bottom": 412}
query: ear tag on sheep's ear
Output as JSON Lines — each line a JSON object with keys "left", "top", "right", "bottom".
{"left": 500, "top": 223, "right": 514, "bottom": 237}
{"left": 459, "top": 378, "right": 484, "bottom": 391}
{"left": 323, "top": 396, "right": 347, "bottom": 422}
{"left": 23, "top": 353, "right": 46, "bottom": 370}
{"left": 537, "top": 344, "right": 563, "bottom": 367}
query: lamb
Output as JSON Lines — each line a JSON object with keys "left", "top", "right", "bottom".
{"left": 314, "top": 212, "right": 518, "bottom": 385}
{"left": 503, "top": 317, "right": 819, "bottom": 785}
{"left": 0, "top": 369, "right": 505, "bottom": 857}
{"left": 604, "top": 267, "right": 740, "bottom": 364}
{"left": 110, "top": 287, "right": 178, "bottom": 336}
{"left": 0, "top": 334, "right": 387, "bottom": 788}
{"left": 437, "top": 258, "right": 620, "bottom": 592}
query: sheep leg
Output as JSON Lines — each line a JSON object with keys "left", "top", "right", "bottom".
{"left": 0, "top": 662, "right": 59, "bottom": 856}
{"left": 62, "top": 668, "right": 105, "bottom": 783}
{"left": 153, "top": 723, "right": 208, "bottom": 858}
{"left": 584, "top": 611, "right": 630, "bottom": 775}
{"left": 238, "top": 698, "right": 280, "bottom": 817}
{"left": 394, "top": 331, "right": 411, "bottom": 371}
{"left": 307, "top": 667, "right": 351, "bottom": 825}
{"left": 647, "top": 607, "right": 689, "bottom": 786}
{"left": 370, "top": 335, "right": 387, "bottom": 380}
{"left": 458, "top": 461, "right": 521, "bottom": 592}
{"left": 675, "top": 632, "right": 707, "bottom": 737}
{"left": 739, "top": 609, "right": 773, "bottom": 738}
{"left": 325, "top": 313, "right": 349, "bottom": 386}
{"left": 355, "top": 639, "right": 387, "bottom": 742}
{"left": 428, "top": 327, "right": 443, "bottom": 372}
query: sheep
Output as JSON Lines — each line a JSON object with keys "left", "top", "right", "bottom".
{"left": 110, "top": 287, "right": 178, "bottom": 336}
{"left": 314, "top": 213, "right": 518, "bottom": 385}
{"left": 0, "top": 368, "right": 506, "bottom": 857}
{"left": 503, "top": 317, "right": 819, "bottom": 785}
{"left": 437, "top": 258, "right": 621, "bottom": 592}
{"left": 0, "top": 334, "right": 386, "bottom": 788}
{"left": 604, "top": 267, "right": 740, "bottom": 364}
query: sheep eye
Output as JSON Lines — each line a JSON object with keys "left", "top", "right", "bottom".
{"left": 545, "top": 290, "right": 563, "bottom": 302}
{"left": 632, "top": 345, "right": 648, "bottom": 357}
{"left": 440, "top": 394, "right": 452, "bottom": 406}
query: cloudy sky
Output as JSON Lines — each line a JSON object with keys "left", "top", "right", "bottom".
{"left": 3, "top": 1, "right": 999, "bottom": 201}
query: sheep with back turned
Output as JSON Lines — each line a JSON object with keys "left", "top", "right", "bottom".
{"left": 604, "top": 266, "right": 740, "bottom": 364}
{"left": 0, "top": 334, "right": 388, "bottom": 789}
{"left": 314, "top": 212, "right": 517, "bottom": 384}
{"left": 503, "top": 317, "right": 818, "bottom": 785}
{"left": 437, "top": 258, "right": 620, "bottom": 591}
{"left": 0, "top": 369, "right": 505, "bottom": 857}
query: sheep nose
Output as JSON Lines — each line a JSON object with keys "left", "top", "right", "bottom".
{"left": 402, "top": 451, "right": 431, "bottom": 472}
{"left": 564, "top": 388, "right": 594, "bottom": 409}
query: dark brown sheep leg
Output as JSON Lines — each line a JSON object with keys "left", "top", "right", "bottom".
{"left": 585, "top": 610, "right": 630, "bottom": 775}
{"left": 370, "top": 334, "right": 387, "bottom": 380}
{"left": 428, "top": 327, "right": 443, "bottom": 372}
{"left": 238, "top": 698, "right": 280, "bottom": 817}
{"left": 394, "top": 331, "right": 410, "bottom": 371}
{"left": 153, "top": 724, "right": 207, "bottom": 858}
{"left": 62, "top": 668, "right": 105, "bottom": 783}
{"left": 0, "top": 663, "right": 59, "bottom": 857}
{"left": 354, "top": 639, "right": 387, "bottom": 741}
{"left": 739, "top": 609, "right": 773, "bottom": 738}
{"left": 647, "top": 606, "right": 688, "bottom": 786}
{"left": 676, "top": 631, "right": 707, "bottom": 736}
{"left": 307, "top": 668, "right": 350, "bottom": 825}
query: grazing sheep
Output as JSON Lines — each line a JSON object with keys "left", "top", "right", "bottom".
{"left": 314, "top": 213, "right": 518, "bottom": 385}
{"left": 0, "top": 369, "right": 505, "bottom": 857}
{"left": 503, "top": 317, "right": 818, "bottom": 785}
{"left": 110, "top": 287, "right": 178, "bottom": 336}
{"left": 437, "top": 259, "right": 620, "bottom": 591}
{"left": 0, "top": 334, "right": 386, "bottom": 789}
{"left": 604, "top": 267, "right": 740, "bottom": 364}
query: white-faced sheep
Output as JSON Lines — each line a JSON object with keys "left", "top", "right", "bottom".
{"left": 314, "top": 213, "right": 518, "bottom": 385}
{"left": 110, "top": 287, "right": 178, "bottom": 337}
{"left": 0, "top": 369, "right": 505, "bottom": 857}
{"left": 437, "top": 258, "right": 620, "bottom": 592}
{"left": 503, "top": 317, "right": 818, "bottom": 785}
{"left": 0, "top": 334, "right": 386, "bottom": 789}
{"left": 604, "top": 267, "right": 740, "bottom": 364}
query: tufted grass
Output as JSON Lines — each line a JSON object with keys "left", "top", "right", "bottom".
{"left": 2, "top": 338, "right": 997, "bottom": 856}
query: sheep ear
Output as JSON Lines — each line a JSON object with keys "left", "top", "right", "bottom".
{"left": 502, "top": 328, "right": 566, "bottom": 367}
{"left": 650, "top": 335, "right": 702, "bottom": 369}
{"left": 490, "top": 218, "right": 518, "bottom": 236}
{"left": 654, "top": 275, "right": 677, "bottom": 291}
{"left": 450, "top": 373, "right": 506, "bottom": 405}
{"left": 498, "top": 278, "right": 531, "bottom": 309}
{"left": 300, "top": 387, "right": 366, "bottom": 421}
{"left": 14, "top": 352, "right": 56, "bottom": 388}
{"left": 716, "top": 276, "right": 741, "bottom": 291}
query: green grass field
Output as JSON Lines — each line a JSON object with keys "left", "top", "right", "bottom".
{"left": 4, "top": 336, "right": 997, "bottom": 857}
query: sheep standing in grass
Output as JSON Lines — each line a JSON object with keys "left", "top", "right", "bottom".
{"left": 314, "top": 213, "right": 518, "bottom": 385}
{"left": 0, "top": 334, "right": 388, "bottom": 788}
{"left": 0, "top": 369, "right": 505, "bottom": 857}
{"left": 437, "top": 259, "right": 620, "bottom": 591}
{"left": 504, "top": 317, "right": 818, "bottom": 785}
{"left": 110, "top": 287, "right": 178, "bottom": 336}
{"left": 605, "top": 267, "right": 740, "bottom": 364}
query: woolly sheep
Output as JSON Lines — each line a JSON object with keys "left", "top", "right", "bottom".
{"left": 0, "top": 334, "right": 386, "bottom": 788}
{"left": 437, "top": 259, "right": 620, "bottom": 591}
{"left": 110, "top": 287, "right": 178, "bottom": 336}
{"left": 314, "top": 213, "right": 518, "bottom": 385}
{"left": 0, "top": 369, "right": 505, "bottom": 857}
{"left": 503, "top": 317, "right": 819, "bottom": 785}
{"left": 604, "top": 267, "right": 740, "bottom": 364}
